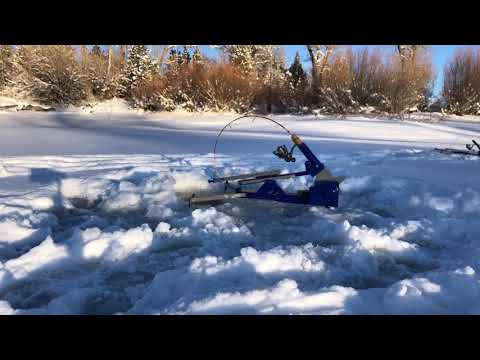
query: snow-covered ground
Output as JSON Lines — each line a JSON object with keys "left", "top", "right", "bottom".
{"left": 1, "top": 110, "right": 480, "bottom": 314}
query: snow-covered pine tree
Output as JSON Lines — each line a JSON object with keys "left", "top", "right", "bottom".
{"left": 220, "top": 45, "right": 257, "bottom": 74}
{"left": 119, "top": 45, "right": 158, "bottom": 97}
{"left": 253, "top": 46, "right": 289, "bottom": 113}
{"left": 288, "top": 52, "right": 306, "bottom": 86}
{"left": 0, "top": 45, "right": 13, "bottom": 90}
{"left": 178, "top": 46, "right": 191, "bottom": 66}
{"left": 221, "top": 45, "right": 286, "bottom": 81}
{"left": 166, "top": 48, "right": 179, "bottom": 72}
{"left": 284, "top": 51, "right": 308, "bottom": 111}
{"left": 192, "top": 46, "right": 203, "bottom": 64}
{"left": 220, "top": 45, "right": 290, "bottom": 112}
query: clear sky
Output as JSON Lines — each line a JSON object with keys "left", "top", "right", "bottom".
{"left": 200, "top": 45, "right": 480, "bottom": 99}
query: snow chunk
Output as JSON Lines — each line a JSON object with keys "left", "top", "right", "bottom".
{"left": 384, "top": 267, "right": 480, "bottom": 314}
{"left": 0, "top": 164, "right": 10, "bottom": 177}
{"left": 101, "top": 192, "right": 142, "bottom": 212}
{"left": 70, "top": 224, "right": 153, "bottom": 262}
{"left": 340, "top": 176, "right": 372, "bottom": 193}
{"left": 172, "top": 171, "right": 209, "bottom": 194}
{"left": 0, "top": 220, "right": 39, "bottom": 244}
{"left": 186, "top": 279, "right": 302, "bottom": 314}
{"left": 29, "top": 197, "right": 55, "bottom": 211}
{"left": 240, "top": 246, "right": 325, "bottom": 274}
{"left": 189, "top": 246, "right": 326, "bottom": 275}
{"left": 153, "top": 222, "right": 194, "bottom": 251}
{"left": 0, "top": 237, "right": 69, "bottom": 290}
{"left": 181, "top": 280, "right": 360, "bottom": 315}
{"left": 0, "top": 300, "right": 16, "bottom": 315}
{"left": 60, "top": 178, "right": 114, "bottom": 203}
{"left": 191, "top": 207, "right": 251, "bottom": 236}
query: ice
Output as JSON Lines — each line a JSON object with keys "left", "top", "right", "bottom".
{"left": 0, "top": 110, "right": 480, "bottom": 314}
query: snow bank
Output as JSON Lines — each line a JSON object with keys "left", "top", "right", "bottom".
{"left": 72, "top": 98, "right": 132, "bottom": 114}
{"left": 0, "top": 96, "right": 54, "bottom": 112}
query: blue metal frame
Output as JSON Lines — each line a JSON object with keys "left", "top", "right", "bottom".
{"left": 210, "top": 134, "right": 341, "bottom": 207}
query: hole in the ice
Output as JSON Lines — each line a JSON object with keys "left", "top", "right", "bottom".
{"left": 50, "top": 198, "right": 163, "bottom": 243}
{"left": 83, "top": 292, "right": 133, "bottom": 315}
{"left": 2, "top": 280, "right": 60, "bottom": 309}
{"left": 68, "top": 197, "right": 102, "bottom": 210}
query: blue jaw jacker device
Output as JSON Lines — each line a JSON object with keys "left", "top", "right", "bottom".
{"left": 190, "top": 132, "right": 345, "bottom": 208}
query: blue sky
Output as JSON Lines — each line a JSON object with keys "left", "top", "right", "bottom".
{"left": 200, "top": 45, "right": 480, "bottom": 98}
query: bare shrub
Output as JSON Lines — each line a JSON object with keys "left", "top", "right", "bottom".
{"left": 130, "top": 74, "right": 175, "bottom": 111}
{"left": 317, "top": 51, "right": 357, "bottom": 114}
{"left": 13, "top": 45, "right": 88, "bottom": 106}
{"left": 132, "top": 61, "right": 257, "bottom": 112}
{"left": 379, "top": 54, "right": 433, "bottom": 115}
{"left": 79, "top": 46, "right": 125, "bottom": 100}
{"left": 442, "top": 48, "right": 480, "bottom": 115}
{"left": 0, "top": 45, "right": 13, "bottom": 90}
{"left": 348, "top": 48, "right": 387, "bottom": 110}
{"left": 305, "top": 46, "right": 432, "bottom": 116}
{"left": 199, "top": 63, "right": 257, "bottom": 112}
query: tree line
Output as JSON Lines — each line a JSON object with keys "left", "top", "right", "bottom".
{"left": 0, "top": 45, "right": 478, "bottom": 116}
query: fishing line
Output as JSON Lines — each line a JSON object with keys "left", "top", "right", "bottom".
{"left": 211, "top": 114, "right": 293, "bottom": 175}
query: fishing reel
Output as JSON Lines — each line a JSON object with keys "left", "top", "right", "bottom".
{"left": 273, "top": 144, "right": 297, "bottom": 163}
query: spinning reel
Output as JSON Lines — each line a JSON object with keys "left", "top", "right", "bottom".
{"left": 273, "top": 144, "right": 297, "bottom": 163}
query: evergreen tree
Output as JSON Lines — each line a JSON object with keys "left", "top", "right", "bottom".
{"left": 192, "top": 46, "right": 203, "bottom": 64}
{"left": 91, "top": 45, "right": 103, "bottom": 57}
{"left": 166, "top": 48, "right": 179, "bottom": 73}
{"left": 289, "top": 52, "right": 306, "bottom": 86}
{"left": 120, "top": 45, "right": 157, "bottom": 96}
{"left": 167, "top": 49, "right": 178, "bottom": 62}
{"left": 221, "top": 45, "right": 257, "bottom": 73}
{"left": 0, "top": 45, "right": 13, "bottom": 89}
{"left": 221, "top": 45, "right": 285, "bottom": 80}
{"left": 178, "top": 46, "right": 191, "bottom": 66}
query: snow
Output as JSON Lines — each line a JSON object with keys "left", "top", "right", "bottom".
{"left": 1, "top": 109, "right": 480, "bottom": 314}
{"left": 0, "top": 96, "right": 55, "bottom": 112}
